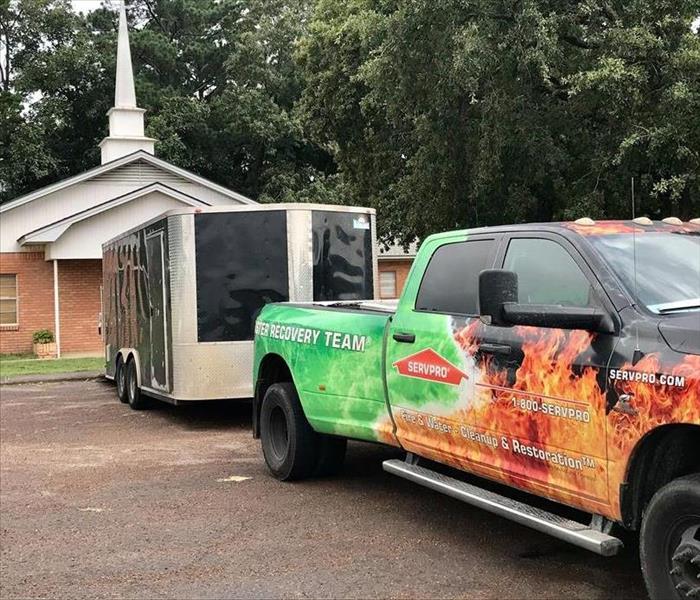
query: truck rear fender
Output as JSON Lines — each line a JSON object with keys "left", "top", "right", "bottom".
{"left": 620, "top": 424, "right": 700, "bottom": 529}
{"left": 253, "top": 353, "right": 293, "bottom": 439}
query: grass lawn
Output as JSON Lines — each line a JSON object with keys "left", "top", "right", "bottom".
{"left": 0, "top": 356, "right": 104, "bottom": 379}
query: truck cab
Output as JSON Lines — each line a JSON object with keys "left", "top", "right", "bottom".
{"left": 253, "top": 219, "right": 700, "bottom": 600}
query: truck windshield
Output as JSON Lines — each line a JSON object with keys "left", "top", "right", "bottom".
{"left": 589, "top": 232, "right": 700, "bottom": 314}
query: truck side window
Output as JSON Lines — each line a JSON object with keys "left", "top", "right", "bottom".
{"left": 416, "top": 240, "right": 496, "bottom": 315}
{"left": 503, "top": 238, "right": 595, "bottom": 307}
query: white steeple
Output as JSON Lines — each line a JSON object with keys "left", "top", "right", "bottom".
{"left": 114, "top": 0, "right": 137, "bottom": 108}
{"left": 99, "top": 1, "right": 155, "bottom": 164}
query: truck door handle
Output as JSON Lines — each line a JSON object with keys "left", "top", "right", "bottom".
{"left": 479, "top": 343, "right": 512, "bottom": 356}
{"left": 393, "top": 332, "right": 415, "bottom": 344}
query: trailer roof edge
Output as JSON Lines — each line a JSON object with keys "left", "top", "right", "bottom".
{"left": 101, "top": 203, "right": 376, "bottom": 248}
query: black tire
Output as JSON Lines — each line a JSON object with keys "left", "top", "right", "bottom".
{"left": 126, "top": 359, "right": 149, "bottom": 410}
{"left": 641, "top": 474, "right": 700, "bottom": 600}
{"left": 314, "top": 435, "right": 347, "bottom": 477}
{"left": 260, "top": 382, "right": 319, "bottom": 481}
{"left": 115, "top": 357, "right": 128, "bottom": 403}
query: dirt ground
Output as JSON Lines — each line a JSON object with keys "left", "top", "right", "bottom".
{"left": 0, "top": 379, "right": 646, "bottom": 599}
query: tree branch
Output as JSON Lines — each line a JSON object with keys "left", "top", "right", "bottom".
{"left": 559, "top": 34, "right": 598, "bottom": 50}
{"left": 601, "top": 3, "right": 621, "bottom": 24}
{"left": 143, "top": 0, "right": 166, "bottom": 36}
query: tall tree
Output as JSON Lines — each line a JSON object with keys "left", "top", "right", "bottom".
{"left": 298, "top": 0, "right": 700, "bottom": 243}
{"left": 3, "top": 0, "right": 699, "bottom": 240}
{"left": 1, "top": 0, "right": 110, "bottom": 198}
{"left": 135, "top": 0, "right": 334, "bottom": 201}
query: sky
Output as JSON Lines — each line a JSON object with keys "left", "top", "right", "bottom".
{"left": 71, "top": 0, "right": 108, "bottom": 13}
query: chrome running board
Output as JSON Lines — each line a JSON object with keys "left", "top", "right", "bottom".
{"left": 383, "top": 458, "right": 623, "bottom": 557}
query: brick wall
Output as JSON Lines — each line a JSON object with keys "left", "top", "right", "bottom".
{"left": 0, "top": 253, "right": 103, "bottom": 355}
{"left": 58, "top": 259, "right": 103, "bottom": 354}
{"left": 0, "top": 251, "right": 55, "bottom": 354}
{"left": 378, "top": 259, "right": 414, "bottom": 299}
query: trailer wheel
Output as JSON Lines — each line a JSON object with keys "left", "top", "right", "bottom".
{"left": 641, "top": 474, "right": 700, "bottom": 600}
{"left": 115, "top": 357, "right": 128, "bottom": 404}
{"left": 126, "top": 359, "right": 149, "bottom": 410}
{"left": 314, "top": 435, "right": 347, "bottom": 477}
{"left": 260, "top": 382, "right": 319, "bottom": 481}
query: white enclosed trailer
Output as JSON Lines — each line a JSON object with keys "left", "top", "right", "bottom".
{"left": 102, "top": 204, "right": 378, "bottom": 406}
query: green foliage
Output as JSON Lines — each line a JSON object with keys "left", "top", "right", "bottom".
{"left": 297, "top": 0, "right": 700, "bottom": 243}
{"left": 129, "top": 0, "right": 335, "bottom": 202}
{"left": 1, "top": 0, "right": 106, "bottom": 196}
{"left": 32, "top": 329, "right": 54, "bottom": 344}
{"left": 1, "top": 0, "right": 699, "bottom": 244}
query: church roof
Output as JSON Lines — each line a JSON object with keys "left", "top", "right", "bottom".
{"left": 0, "top": 150, "right": 255, "bottom": 214}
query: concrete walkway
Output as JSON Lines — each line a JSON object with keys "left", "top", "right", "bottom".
{"left": 0, "top": 371, "right": 104, "bottom": 386}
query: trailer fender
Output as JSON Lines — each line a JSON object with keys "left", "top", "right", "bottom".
{"left": 118, "top": 349, "right": 142, "bottom": 388}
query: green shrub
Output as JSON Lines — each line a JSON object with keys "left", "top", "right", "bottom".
{"left": 32, "top": 329, "right": 54, "bottom": 344}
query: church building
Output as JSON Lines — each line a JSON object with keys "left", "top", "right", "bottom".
{"left": 0, "top": 3, "right": 254, "bottom": 356}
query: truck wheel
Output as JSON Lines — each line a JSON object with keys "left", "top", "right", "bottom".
{"left": 260, "top": 382, "right": 319, "bottom": 481}
{"left": 314, "top": 435, "right": 347, "bottom": 477}
{"left": 126, "top": 359, "right": 149, "bottom": 410}
{"left": 641, "top": 474, "right": 700, "bottom": 600}
{"left": 115, "top": 358, "right": 128, "bottom": 403}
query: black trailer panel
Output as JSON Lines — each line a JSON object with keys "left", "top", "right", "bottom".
{"left": 194, "top": 211, "right": 289, "bottom": 342}
{"left": 312, "top": 210, "right": 374, "bottom": 301}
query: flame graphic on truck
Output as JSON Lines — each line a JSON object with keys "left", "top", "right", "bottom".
{"left": 460, "top": 321, "right": 608, "bottom": 508}
{"left": 388, "top": 318, "right": 699, "bottom": 519}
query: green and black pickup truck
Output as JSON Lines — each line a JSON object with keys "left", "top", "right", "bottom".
{"left": 252, "top": 218, "right": 700, "bottom": 600}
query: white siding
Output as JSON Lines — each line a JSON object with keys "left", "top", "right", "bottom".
{"left": 45, "top": 191, "right": 189, "bottom": 259}
{"left": 94, "top": 161, "right": 184, "bottom": 185}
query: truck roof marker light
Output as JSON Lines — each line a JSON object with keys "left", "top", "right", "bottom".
{"left": 633, "top": 217, "right": 653, "bottom": 226}
{"left": 662, "top": 217, "right": 683, "bottom": 225}
{"left": 574, "top": 217, "right": 596, "bottom": 225}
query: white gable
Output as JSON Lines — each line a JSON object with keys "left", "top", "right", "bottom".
{"left": 91, "top": 160, "right": 239, "bottom": 205}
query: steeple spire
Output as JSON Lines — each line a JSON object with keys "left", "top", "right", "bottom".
{"left": 99, "top": 1, "right": 155, "bottom": 164}
{"left": 114, "top": 0, "right": 137, "bottom": 108}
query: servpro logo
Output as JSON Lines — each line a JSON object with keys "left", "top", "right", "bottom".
{"left": 393, "top": 348, "right": 467, "bottom": 386}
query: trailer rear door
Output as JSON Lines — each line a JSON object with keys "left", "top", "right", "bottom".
{"left": 146, "top": 231, "right": 169, "bottom": 391}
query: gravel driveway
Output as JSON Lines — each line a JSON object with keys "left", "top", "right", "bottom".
{"left": 0, "top": 379, "right": 646, "bottom": 599}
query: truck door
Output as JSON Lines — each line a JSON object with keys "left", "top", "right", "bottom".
{"left": 471, "top": 234, "right": 614, "bottom": 508}
{"left": 145, "top": 231, "right": 169, "bottom": 391}
{"left": 385, "top": 235, "right": 499, "bottom": 467}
